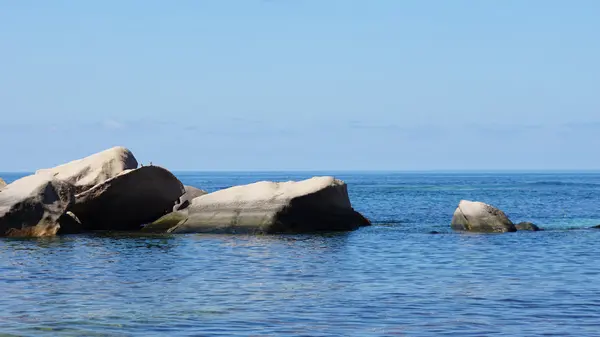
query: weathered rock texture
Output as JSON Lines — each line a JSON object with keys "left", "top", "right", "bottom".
{"left": 144, "top": 176, "right": 371, "bottom": 234}
{"left": 71, "top": 166, "right": 184, "bottom": 231}
{"left": 0, "top": 178, "right": 6, "bottom": 189}
{"left": 0, "top": 174, "right": 75, "bottom": 237}
{"left": 36, "top": 146, "right": 138, "bottom": 194}
{"left": 451, "top": 200, "right": 516, "bottom": 233}
{"left": 515, "top": 222, "right": 541, "bottom": 231}
{"left": 173, "top": 185, "right": 208, "bottom": 211}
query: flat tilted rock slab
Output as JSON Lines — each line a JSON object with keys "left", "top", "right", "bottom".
{"left": 451, "top": 200, "right": 516, "bottom": 233}
{"left": 71, "top": 166, "right": 185, "bottom": 231}
{"left": 0, "top": 174, "right": 75, "bottom": 237}
{"left": 145, "top": 176, "right": 370, "bottom": 234}
{"left": 36, "top": 146, "right": 138, "bottom": 194}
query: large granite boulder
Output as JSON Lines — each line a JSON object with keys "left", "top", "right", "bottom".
{"left": 70, "top": 166, "right": 184, "bottom": 231}
{"left": 0, "top": 178, "right": 6, "bottom": 189}
{"left": 36, "top": 146, "right": 138, "bottom": 194}
{"left": 173, "top": 185, "right": 208, "bottom": 211}
{"left": 0, "top": 174, "right": 75, "bottom": 237}
{"left": 143, "top": 176, "right": 371, "bottom": 234}
{"left": 451, "top": 200, "right": 516, "bottom": 233}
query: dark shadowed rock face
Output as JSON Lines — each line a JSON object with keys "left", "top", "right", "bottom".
{"left": 173, "top": 185, "right": 208, "bottom": 211}
{"left": 515, "top": 222, "right": 542, "bottom": 231}
{"left": 57, "top": 211, "right": 83, "bottom": 234}
{"left": 143, "top": 176, "right": 371, "bottom": 234}
{"left": 70, "top": 166, "right": 184, "bottom": 231}
{"left": 0, "top": 178, "right": 6, "bottom": 189}
{"left": 0, "top": 174, "right": 75, "bottom": 237}
{"left": 36, "top": 146, "right": 138, "bottom": 194}
{"left": 451, "top": 200, "right": 516, "bottom": 233}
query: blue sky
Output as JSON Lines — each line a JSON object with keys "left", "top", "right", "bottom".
{"left": 1, "top": 1, "right": 599, "bottom": 171}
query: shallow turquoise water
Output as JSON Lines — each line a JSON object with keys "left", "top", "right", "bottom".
{"left": 2, "top": 172, "right": 600, "bottom": 336}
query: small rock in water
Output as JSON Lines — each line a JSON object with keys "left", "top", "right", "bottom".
{"left": 591, "top": 225, "right": 600, "bottom": 229}
{"left": 515, "top": 222, "right": 542, "bottom": 231}
{"left": 450, "top": 200, "right": 516, "bottom": 233}
{"left": 429, "top": 231, "right": 440, "bottom": 234}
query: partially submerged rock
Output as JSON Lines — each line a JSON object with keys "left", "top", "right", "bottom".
{"left": 0, "top": 178, "right": 6, "bottom": 189}
{"left": 515, "top": 221, "right": 541, "bottom": 231}
{"left": 0, "top": 174, "right": 75, "bottom": 237}
{"left": 71, "top": 166, "right": 184, "bottom": 231}
{"left": 451, "top": 200, "right": 516, "bottom": 233}
{"left": 143, "top": 176, "right": 370, "bottom": 234}
{"left": 36, "top": 146, "right": 138, "bottom": 194}
{"left": 173, "top": 185, "right": 208, "bottom": 211}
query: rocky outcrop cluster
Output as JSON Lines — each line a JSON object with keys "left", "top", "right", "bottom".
{"left": 0, "top": 147, "right": 371, "bottom": 237}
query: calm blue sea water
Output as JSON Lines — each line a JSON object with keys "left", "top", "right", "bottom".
{"left": 2, "top": 172, "right": 600, "bottom": 336}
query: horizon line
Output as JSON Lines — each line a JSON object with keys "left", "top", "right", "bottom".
{"left": 3, "top": 169, "right": 600, "bottom": 174}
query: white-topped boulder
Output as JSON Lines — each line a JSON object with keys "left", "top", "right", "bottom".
{"left": 143, "top": 176, "right": 371, "bottom": 234}
{"left": 0, "top": 174, "right": 75, "bottom": 237}
{"left": 451, "top": 200, "right": 516, "bottom": 233}
{"left": 36, "top": 146, "right": 138, "bottom": 194}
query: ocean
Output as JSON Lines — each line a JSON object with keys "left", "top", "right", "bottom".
{"left": 1, "top": 171, "right": 600, "bottom": 336}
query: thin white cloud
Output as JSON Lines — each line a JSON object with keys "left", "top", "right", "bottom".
{"left": 102, "top": 119, "right": 125, "bottom": 130}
